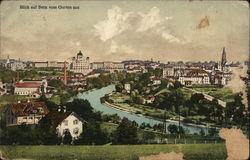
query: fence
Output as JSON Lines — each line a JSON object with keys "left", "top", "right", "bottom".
{"left": 142, "top": 138, "right": 224, "bottom": 144}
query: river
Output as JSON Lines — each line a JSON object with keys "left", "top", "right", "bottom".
{"left": 75, "top": 85, "right": 210, "bottom": 134}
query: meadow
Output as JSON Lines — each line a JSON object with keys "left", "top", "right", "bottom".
{"left": 0, "top": 143, "right": 227, "bottom": 160}
{"left": 194, "top": 87, "right": 235, "bottom": 102}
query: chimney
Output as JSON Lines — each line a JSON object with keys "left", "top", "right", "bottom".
{"left": 64, "top": 61, "right": 67, "bottom": 85}
{"left": 58, "top": 106, "right": 61, "bottom": 112}
{"left": 16, "top": 71, "right": 19, "bottom": 82}
{"left": 63, "top": 106, "right": 66, "bottom": 112}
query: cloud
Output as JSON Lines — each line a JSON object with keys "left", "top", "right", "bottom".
{"left": 93, "top": 6, "right": 132, "bottom": 41}
{"left": 93, "top": 6, "right": 180, "bottom": 44}
{"left": 137, "top": 7, "right": 164, "bottom": 32}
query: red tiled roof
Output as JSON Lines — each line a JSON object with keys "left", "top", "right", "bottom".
{"left": 7, "top": 102, "right": 49, "bottom": 116}
{"left": 42, "top": 111, "right": 72, "bottom": 126}
{"left": 15, "top": 83, "right": 42, "bottom": 88}
{"left": 42, "top": 111, "right": 85, "bottom": 126}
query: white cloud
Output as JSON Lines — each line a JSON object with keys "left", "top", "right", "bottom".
{"left": 161, "top": 31, "right": 180, "bottom": 43}
{"left": 137, "top": 7, "right": 163, "bottom": 32}
{"left": 93, "top": 6, "right": 184, "bottom": 45}
{"left": 93, "top": 6, "right": 132, "bottom": 41}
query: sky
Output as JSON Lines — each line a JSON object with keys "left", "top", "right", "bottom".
{"left": 0, "top": 0, "right": 249, "bottom": 63}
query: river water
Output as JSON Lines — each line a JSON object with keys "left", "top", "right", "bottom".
{"left": 75, "top": 85, "right": 209, "bottom": 134}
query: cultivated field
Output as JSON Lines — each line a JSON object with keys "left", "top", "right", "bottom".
{"left": 0, "top": 144, "right": 227, "bottom": 160}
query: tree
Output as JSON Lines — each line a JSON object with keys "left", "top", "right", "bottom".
{"left": 63, "top": 130, "right": 72, "bottom": 144}
{"left": 167, "top": 124, "right": 178, "bottom": 134}
{"left": 75, "top": 120, "right": 108, "bottom": 145}
{"left": 48, "top": 79, "right": 65, "bottom": 90}
{"left": 200, "top": 128, "right": 205, "bottom": 136}
{"left": 132, "top": 95, "right": 144, "bottom": 104}
{"left": 115, "top": 83, "right": 123, "bottom": 92}
{"left": 169, "top": 81, "right": 182, "bottom": 89}
{"left": 65, "top": 98, "right": 93, "bottom": 120}
{"left": 153, "top": 68, "right": 163, "bottom": 77}
{"left": 38, "top": 118, "right": 61, "bottom": 145}
{"left": 113, "top": 118, "right": 138, "bottom": 144}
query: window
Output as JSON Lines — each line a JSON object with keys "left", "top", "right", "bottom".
{"left": 63, "top": 120, "right": 68, "bottom": 126}
{"left": 38, "top": 107, "right": 44, "bottom": 113}
{"left": 73, "top": 120, "right": 78, "bottom": 125}
{"left": 63, "top": 128, "right": 69, "bottom": 134}
{"left": 73, "top": 128, "right": 79, "bottom": 135}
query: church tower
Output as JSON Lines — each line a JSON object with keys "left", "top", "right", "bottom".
{"left": 221, "top": 47, "right": 227, "bottom": 71}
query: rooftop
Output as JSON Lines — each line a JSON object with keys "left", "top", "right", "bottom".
{"left": 7, "top": 102, "right": 49, "bottom": 116}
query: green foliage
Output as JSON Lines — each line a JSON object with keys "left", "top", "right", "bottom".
{"left": 65, "top": 98, "right": 93, "bottom": 120}
{"left": 132, "top": 95, "right": 144, "bottom": 104}
{"left": 0, "top": 66, "right": 16, "bottom": 83}
{"left": 0, "top": 123, "right": 60, "bottom": 145}
{"left": 113, "top": 118, "right": 138, "bottom": 144}
{"left": 48, "top": 79, "right": 65, "bottom": 90}
{"left": 75, "top": 120, "right": 108, "bottom": 145}
{"left": 167, "top": 124, "right": 178, "bottom": 134}
{"left": 115, "top": 83, "right": 123, "bottom": 92}
{"left": 200, "top": 128, "right": 205, "bottom": 136}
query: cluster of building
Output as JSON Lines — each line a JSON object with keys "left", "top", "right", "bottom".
{"left": 162, "top": 47, "right": 233, "bottom": 86}
{"left": 5, "top": 101, "right": 85, "bottom": 139}
{"left": 0, "top": 48, "right": 245, "bottom": 89}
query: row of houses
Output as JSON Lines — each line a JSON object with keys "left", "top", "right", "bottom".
{"left": 162, "top": 66, "right": 233, "bottom": 86}
{"left": 5, "top": 101, "right": 85, "bottom": 139}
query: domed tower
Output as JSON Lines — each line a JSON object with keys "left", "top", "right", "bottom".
{"left": 77, "top": 50, "right": 83, "bottom": 60}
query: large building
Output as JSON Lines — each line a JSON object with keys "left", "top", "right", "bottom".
{"left": 34, "top": 61, "right": 69, "bottom": 69}
{"left": 70, "top": 51, "right": 91, "bottom": 75}
{"left": 0, "top": 56, "right": 26, "bottom": 71}
{"left": 178, "top": 75, "right": 210, "bottom": 85}
{"left": 14, "top": 80, "right": 48, "bottom": 97}
{"left": 91, "top": 61, "right": 124, "bottom": 72}
{"left": 5, "top": 102, "right": 49, "bottom": 126}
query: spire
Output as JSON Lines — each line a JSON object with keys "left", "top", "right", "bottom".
{"left": 221, "top": 47, "right": 227, "bottom": 66}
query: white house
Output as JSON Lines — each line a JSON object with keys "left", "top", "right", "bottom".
{"left": 124, "top": 83, "right": 131, "bottom": 93}
{"left": 178, "top": 75, "right": 210, "bottom": 85}
{"left": 151, "top": 77, "right": 161, "bottom": 85}
{"left": 42, "top": 110, "right": 86, "bottom": 139}
{"left": 5, "top": 102, "right": 50, "bottom": 126}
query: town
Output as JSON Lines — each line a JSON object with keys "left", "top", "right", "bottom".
{"left": 0, "top": 47, "right": 249, "bottom": 149}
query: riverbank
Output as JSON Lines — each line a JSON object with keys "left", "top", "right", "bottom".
{"left": 103, "top": 101, "right": 218, "bottom": 130}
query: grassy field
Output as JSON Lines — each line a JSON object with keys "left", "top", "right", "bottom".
{"left": 108, "top": 93, "right": 172, "bottom": 119}
{"left": 194, "top": 87, "right": 236, "bottom": 102}
{"left": 0, "top": 144, "right": 227, "bottom": 160}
